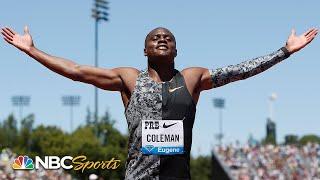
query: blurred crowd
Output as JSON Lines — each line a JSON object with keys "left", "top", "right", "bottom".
{"left": 215, "top": 143, "right": 320, "bottom": 180}
{"left": 0, "top": 148, "right": 71, "bottom": 180}
{"left": 2, "top": 143, "right": 320, "bottom": 180}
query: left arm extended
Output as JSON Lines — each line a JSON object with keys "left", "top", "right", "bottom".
{"left": 210, "top": 47, "right": 290, "bottom": 88}
{"left": 198, "top": 28, "right": 318, "bottom": 90}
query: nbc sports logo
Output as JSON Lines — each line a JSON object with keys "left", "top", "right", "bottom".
{"left": 12, "top": 155, "right": 34, "bottom": 170}
{"left": 11, "top": 155, "right": 121, "bottom": 172}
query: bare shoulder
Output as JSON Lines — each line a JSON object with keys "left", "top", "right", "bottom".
{"left": 181, "top": 67, "right": 212, "bottom": 92}
{"left": 180, "top": 67, "right": 206, "bottom": 94}
{"left": 113, "top": 67, "right": 139, "bottom": 74}
{"left": 181, "top": 67, "right": 208, "bottom": 78}
{"left": 113, "top": 67, "right": 140, "bottom": 90}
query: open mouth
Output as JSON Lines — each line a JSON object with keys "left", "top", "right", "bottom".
{"left": 156, "top": 44, "right": 168, "bottom": 50}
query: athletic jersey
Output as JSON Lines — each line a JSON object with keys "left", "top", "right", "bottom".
{"left": 124, "top": 69, "right": 196, "bottom": 180}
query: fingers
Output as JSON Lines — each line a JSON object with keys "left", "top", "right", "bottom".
{"left": 306, "top": 29, "right": 318, "bottom": 39}
{"left": 305, "top": 29, "right": 318, "bottom": 45}
{"left": 305, "top": 37, "right": 314, "bottom": 47}
{"left": 1, "top": 28, "right": 14, "bottom": 38}
{"left": 1, "top": 29, "right": 13, "bottom": 41}
{"left": 3, "top": 37, "right": 13, "bottom": 45}
{"left": 5, "top": 27, "right": 17, "bottom": 35}
{"left": 24, "top": 26, "right": 29, "bottom": 34}
{"left": 302, "top": 28, "right": 313, "bottom": 36}
{"left": 306, "top": 35, "right": 317, "bottom": 44}
{"left": 1, "top": 27, "right": 15, "bottom": 44}
{"left": 303, "top": 28, "right": 317, "bottom": 36}
{"left": 291, "top": 28, "right": 296, "bottom": 36}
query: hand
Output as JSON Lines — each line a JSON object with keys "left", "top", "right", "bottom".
{"left": 285, "top": 28, "right": 318, "bottom": 54}
{"left": 1, "top": 26, "right": 34, "bottom": 53}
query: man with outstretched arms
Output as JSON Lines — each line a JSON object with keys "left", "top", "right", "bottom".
{"left": 1, "top": 26, "right": 317, "bottom": 179}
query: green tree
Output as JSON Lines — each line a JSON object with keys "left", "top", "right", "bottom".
{"left": 29, "top": 125, "right": 69, "bottom": 157}
{"left": 262, "top": 134, "right": 276, "bottom": 145}
{"left": 15, "top": 114, "right": 35, "bottom": 154}
{"left": 0, "top": 114, "right": 18, "bottom": 149}
{"left": 299, "top": 134, "right": 320, "bottom": 145}
{"left": 100, "top": 108, "right": 115, "bottom": 126}
{"left": 190, "top": 155, "right": 212, "bottom": 180}
{"left": 0, "top": 109, "right": 128, "bottom": 179}
{"left": 68, "top": 109, "right": 127, "bottom": 179}
{"left": 284, "top": 134, "right": 299, "bottom": 145}
{"left": 85, "top": 106, "right": 93, "bottom": 125}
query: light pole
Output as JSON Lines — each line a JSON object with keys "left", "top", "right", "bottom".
{"left": 269, "top": 93, "right": 277, "bottom": 121}
{"left": 11, "top": 95, "right": 30, "bottom": 121}
{"left": 91, "top": 0, "right": 109, "bottom": 131}
{"left": 267, "top": 93, "right": 277, "bottom": 144}
{"left": 213, "top": 98, "right": 225, "bottom": 146}
{"left": 62, "top": 96, "right": 80, "bottom": 132}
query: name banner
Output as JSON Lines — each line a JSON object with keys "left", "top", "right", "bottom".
{"left": 141, "top": 120, "right": 184, "bottom": 155}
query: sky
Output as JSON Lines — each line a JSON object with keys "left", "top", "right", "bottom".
{"left": 0, "top": 0, "right": 319, "bottom": 157}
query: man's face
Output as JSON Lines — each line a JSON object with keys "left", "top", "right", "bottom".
{"left": 144, "top": 28, "right": 177, "bottom": 61}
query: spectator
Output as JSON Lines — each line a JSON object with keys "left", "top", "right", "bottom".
{"left": 215, "top": 143, "right": 320, "bottom": 179}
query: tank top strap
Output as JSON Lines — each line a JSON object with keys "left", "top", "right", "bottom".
{"left": 137, "top": 69, "right": 149, "bottom": 82}
{"left": 134, "top": 69, "right": 153, "bottom": 88}
{"left": 173, "top": 69, "right": 186, "bottom": 87}
{"left": 124, "top": 69, "right": 150, "bottom": 113}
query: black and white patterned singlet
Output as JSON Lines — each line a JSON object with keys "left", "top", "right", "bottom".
{"left": 123, "top": 47, "right": 291, "bottom": 179}
{"left": 124, "top": 69, "right": 196, "bottom": 180}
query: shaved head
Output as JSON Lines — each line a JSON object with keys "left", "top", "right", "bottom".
{"left": 144, "top": 27, "right": 177, "bottom": 61}
{"left": 145, "top": 27, "right": 176, "bottom": 48}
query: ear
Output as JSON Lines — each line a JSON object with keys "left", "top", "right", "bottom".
{"left": 144, "top": 48, "right": 147, "bottom": 56}
{"left": 174, "top": 49, "right": 177, "bottom": 57}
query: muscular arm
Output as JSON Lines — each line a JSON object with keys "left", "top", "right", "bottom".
{"left": 182, "top": 47, "right": 289, "bottom": 103}
{"left": 198, "top": 28, "right": 318, "bottom": 91}
{"left": 209, "top": 47, "right": 290, "bottom": 88}
{"left": 27, "top": 46, "right": 125, "bottom": 91}
{"left": 1, "top": 26, "right": 137, "bottom": 91}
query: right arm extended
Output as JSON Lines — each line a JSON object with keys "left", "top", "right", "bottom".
{"left": 1, "top": 26, "right": 130, "bottom": 91}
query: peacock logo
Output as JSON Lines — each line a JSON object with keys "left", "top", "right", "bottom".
{"left": 12, "top": 155, "right": 34, "bottom": 170}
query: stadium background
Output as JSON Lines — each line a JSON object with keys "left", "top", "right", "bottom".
{"left": 0, "top": 0, "right": 319, "bottom": 179}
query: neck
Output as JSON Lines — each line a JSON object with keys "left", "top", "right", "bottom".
{"left": 147, "top": 58, "right": 175, "bottom": 83}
